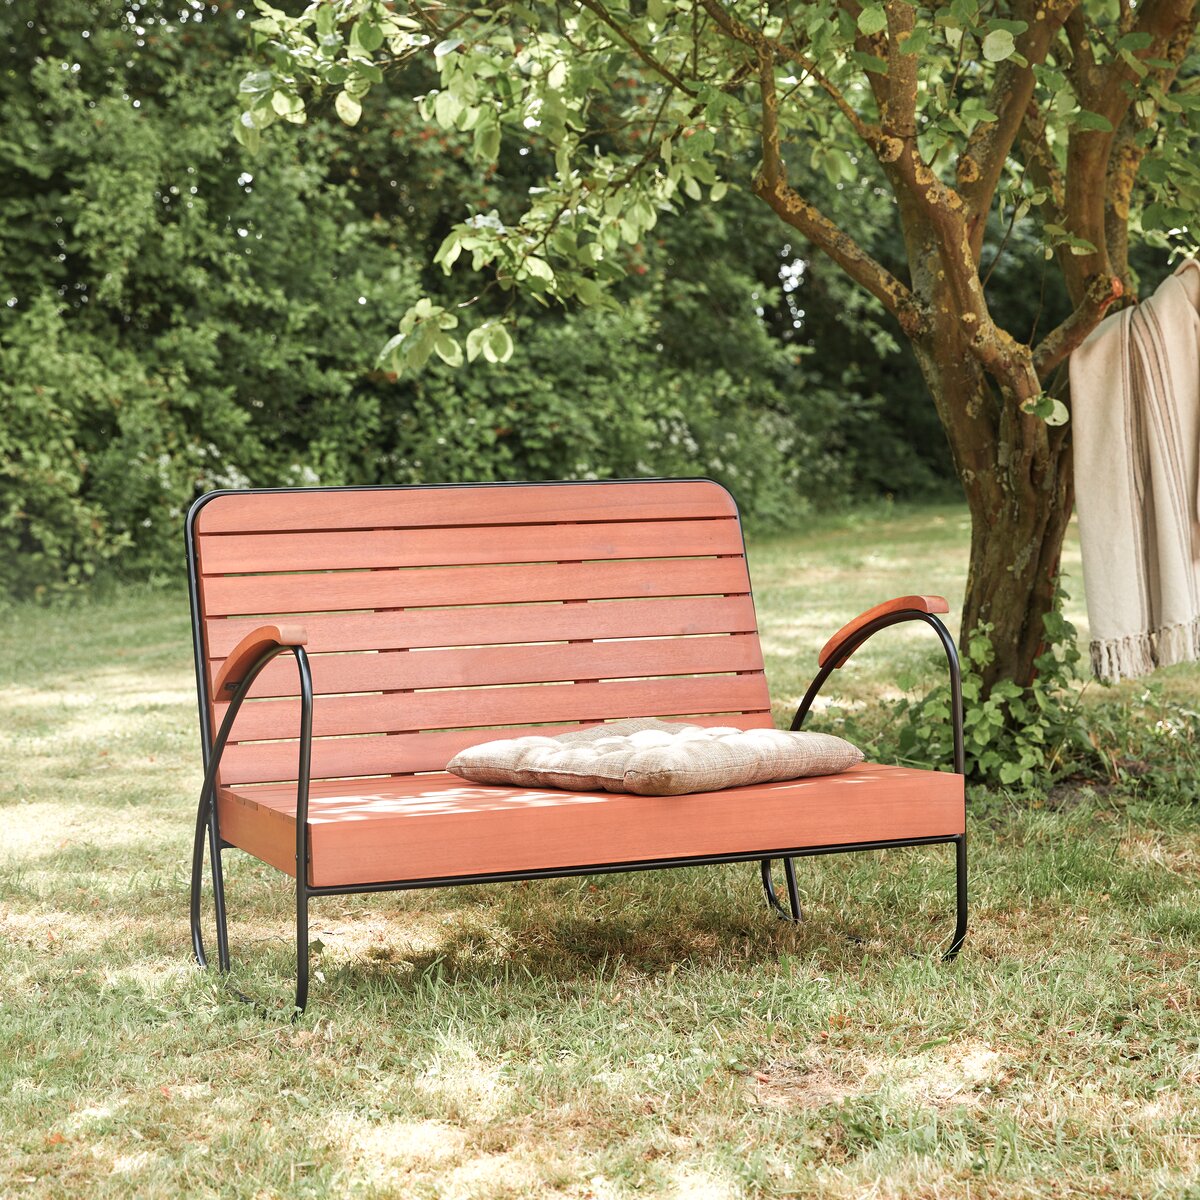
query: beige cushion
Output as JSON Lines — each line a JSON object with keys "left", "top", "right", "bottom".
{"left": 446, "top": 718, "right": 865, "bottom": 797}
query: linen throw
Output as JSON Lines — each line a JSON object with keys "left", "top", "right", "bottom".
{"left": 1070, "top": 259, "right": 1200, "bottom": 682}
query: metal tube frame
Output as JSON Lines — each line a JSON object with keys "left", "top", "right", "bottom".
{"left": 188, "top": 642, "right": 313, "bottom": 1005}
{"left": 760, "top": 609, "right": 967, "bottom": 960}
{"left": 187, "top": 498, "right": 316, "bottom": 1011}
{"left": 185, "top": 484, "right": 969, "bottom": 1013}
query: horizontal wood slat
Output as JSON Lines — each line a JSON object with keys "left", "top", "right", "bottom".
{"left": 209, "top": 633, "right": 766, "bottom": 697}
{"left": 195, "top": 480, "right": 737, "bottom": 535}
{"left": 217, "top": 713, "right": 778, "bottom": 786}
{"left": 200, "top": 556, "right": 752, "bottom": 618}
{"left": 204, "top": 595, "right": 759, "bottom": 659}
{"left": 197, "top": 518, "right": 743, "bottom": 575}
{"left": 217, "top": 675, "right": 771, "bottom": 742}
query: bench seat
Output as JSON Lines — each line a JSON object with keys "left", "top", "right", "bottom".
{"left": 218, "top": 763, "right": 964, "bottom": 889}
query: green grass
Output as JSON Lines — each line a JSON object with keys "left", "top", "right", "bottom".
{"left": 2, "top": 503, "right": 1199, "bottom": 1199}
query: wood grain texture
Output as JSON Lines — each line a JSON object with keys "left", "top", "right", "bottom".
{"left": 203, "top": 595, "right": 760, "bottom": 659}
{"left": 197, "top": 518, "right": 744, "bottom": 575}
{"left": 214, "top": 763, "right": 965, "bottom": 887}
{"left": 209, "top": 633, "right": 766, "bottom": 697}
{"left": 216, "top": 674, "right": 772, "bottom": 741}
{"left": 819, "top": 595, "right": 950, "bottom": 668}
{"left": 195, "top": 479, "right": 737, "bottom": 535}
{"left": 200, "top": 556, "right": 752, "bottom": 618}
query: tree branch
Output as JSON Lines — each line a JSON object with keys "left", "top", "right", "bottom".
{"left": 1032, "top": 273, "right": 1125, "bottom": 379}
{"left": 752, "top": 173, "right": 925, "bottom": 338}
{"left": 958, "top": 0, "right": 1077, "bottom": 259}
{"left": 881, "top": 0, "right": 917, "bottom": 139}
{"left": 758, "top": 48, "right": 782, "bottom": 191}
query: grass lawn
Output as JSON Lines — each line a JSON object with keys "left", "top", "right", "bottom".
{"left": 2, "top": 502, "right": 1198, "bottom": 1199}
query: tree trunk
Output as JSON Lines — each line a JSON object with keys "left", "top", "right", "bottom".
{"left": 959, "top": 440, "right": 1075, "bottom": 688}
{"left": 910, "top": 307, "right": 1075, "bottom": 691}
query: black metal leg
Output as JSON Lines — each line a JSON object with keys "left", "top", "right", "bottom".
{"left": 782, "top": 857, "right": 802, "bottom": 921}
{"left": 760, "top": 858, "right": 803, "bottom": 922}
{"left": 943, "top": 834, "right": 967, "bottom": 960}
{"left": 295, "top": 880, "right": 310, "bottom": 1014}
{"left": 208, "top": 809, "right": 231, "bottom": 973}
{"left": 190, "top": 785, "right": 232, "bottom": 974}
{"left": 190, "top": 792, "right": 211, "bottom": 968}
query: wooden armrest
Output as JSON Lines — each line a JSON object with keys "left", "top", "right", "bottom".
{"left": 213, "top": 624, "right": 308, "bottom": 696}
{"left": 818, "top": 595, "right": 949, "bottom": 669}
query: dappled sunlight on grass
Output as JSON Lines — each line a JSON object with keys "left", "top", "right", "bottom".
{"left": 3, "top": 512, "right": 1200, "bottom": 1198}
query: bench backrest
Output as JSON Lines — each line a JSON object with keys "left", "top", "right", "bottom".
{"left": 187, "top": 479, "right": 773, "bottom": 788}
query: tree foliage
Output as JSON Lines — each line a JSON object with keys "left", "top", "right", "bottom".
{"left": 2, "top": 0, "right": 870, "bottom": 599}
{"left": 239, "top": 0, "right": 1198, "bottom": 689}
{"left": 242, "top": 0, "right": 1198, "bottom": 371}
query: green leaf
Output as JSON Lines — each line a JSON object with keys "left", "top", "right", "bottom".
{"left": 474, "top": 115, "right": 500, "bottom": 161}
{"left": 434, "top": 333, "right": 463, "bottom": 367}
{"left": 239, "top": 70, "right": 273, "bottom": 96}
{"left": 433, "top": 231, "right": 462, "bottom": 273}
{"left": 377, "top": 332, "right": 406, "bottom": 364}
{"left": 523, "top": 256, "right": 554, "bottom": 282}
{"left": 1117, "top": 31, "right": 1153, "bottom": 51}
{"left": 857, "top": 6, "right": 887, "bottom": 36}
{"left": 354, "top": 20, "right": 384, "bottom": 52}
{"left": 903, "top": 27, "right": 930, "bottom": 55}
{"left": 434, "top": 37, "right": 464, "bottom": 58}
{"left": 231, "top": 114, "right": 261, "bottom": 153}
{"left": 1140, "top": 158, "right": 1171, "bottom": 184}
{"left": 999, "top": 761, "right": 1025, "bottom": 785}
{"left": 271, "top": 91, "right": 304, "bottom": 117}
{"left": 960, "top": 98, "right": 999, "bottom": 122}
{"left": 1074, "top": 110, "right": 1114, "bottom": 132}
{"left": 484, "top": 324, "right": 514, "bottom": 364}
{"left": 849, "top": 50, "right": 889, "bottom": 75}
{"left": 465, "top": 327, "right": 487, "bottom": 363}
{"left": 1044, "top": 398, "right": 1069, "bottom": 427}
{"left": 435, "top": 89, "right": 462, "bottom": 129}
{"left": 1119, "top": 48, "right": 1149, "bottom": 77}
{"left": 710, "top": 181, "right": 728, "bottom": 202}
{"left": 981, "top": 29, "right": 1015, "bottom": 61}
{"left": 335, "top": 91, "right": 362, "bottom": 126}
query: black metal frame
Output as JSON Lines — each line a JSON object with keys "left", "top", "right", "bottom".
{"left": 759, "top": 608, "right": 967, "bottom": 960}
{"left": 185, "top": 481, "right": 967, "bottom": 1014}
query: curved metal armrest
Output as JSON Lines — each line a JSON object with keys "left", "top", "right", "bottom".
{"left": 795, "top": 600, "right": 964, "bottom": 775}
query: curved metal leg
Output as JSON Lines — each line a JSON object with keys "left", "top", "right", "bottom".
{"left": 189, "top": 787, "right": 231, "bottom": 974}
{"left": 943, "top": 834, "right": 967, "bottom": 960}
{"left": 760, "top": 858, "right": 803, "bottom": 922}
{"left": 190, "top": 786, "right": 231, "bottom": 973}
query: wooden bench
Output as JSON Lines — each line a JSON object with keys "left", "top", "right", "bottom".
{"left": 186, "top": 479, "right": 966, "bottom": 1010}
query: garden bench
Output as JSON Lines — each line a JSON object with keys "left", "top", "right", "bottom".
{"left": 186, "top": 479, "right": 966, "bottom": 1011}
